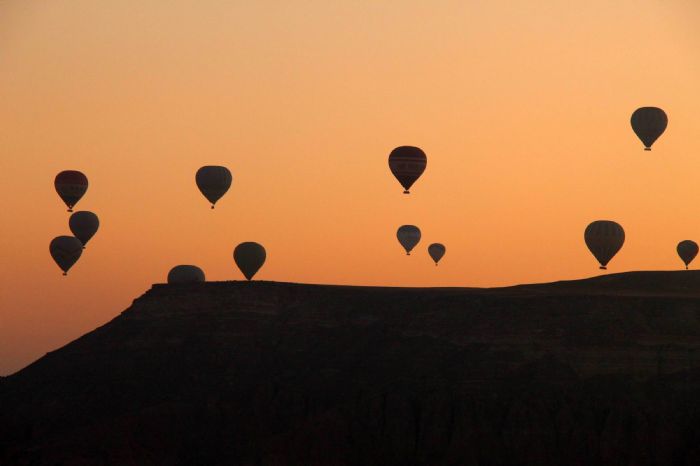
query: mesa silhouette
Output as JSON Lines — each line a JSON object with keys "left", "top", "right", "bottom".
{"left": 3, "top": 271, "right": 700, "bottom": 465}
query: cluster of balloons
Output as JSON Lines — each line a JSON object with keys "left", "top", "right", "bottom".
{"left": 168, "top": 242, "right": 267, "bottom": 284}
{"left": 49, "top": 171, "right": 100, "bottom": 275}
{"left": 395, "top": 225, "right": 445, "bottom": 265}
{"left": 584, "top": 107, "right": 693, "bottom": 271}
{"left": 167, "top": 168, "right": 266, "bottom": 283}
{"left": 584, "top": 220, "right": 697, "bottom": 270}
{"left": 49, "top": 106, "right": 686, "bottom": 281}
{"left": 389, "top": 147, "right": 447, "bottom": 266}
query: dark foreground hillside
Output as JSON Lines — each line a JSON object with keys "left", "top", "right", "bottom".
{"left": 4, "top": 271, "right": 700, "bottom": 465}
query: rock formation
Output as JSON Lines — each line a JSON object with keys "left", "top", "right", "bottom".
{"left": 3, "top": 271, "right": 700, "bottom": 465}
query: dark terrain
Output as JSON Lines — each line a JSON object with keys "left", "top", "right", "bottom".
{"left": 3, "top": 271, "right": 700, "bottom": 465}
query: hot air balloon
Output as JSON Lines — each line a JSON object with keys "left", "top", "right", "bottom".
{"left": 49, "top": 236, "right": 83, "bottom": 275}
{"left": 397, "top": 225, "right": 421, "bottom": 255}
{"left": 631, "top": 107, "right": 667, "bottom": 150}
{"left": 196, "top": 166, "right": 232, "bottom": 208}
{"left": 388, "top": 146, "right": 427, "bottom": 194}
{"left": 234, "top": 242, "right": 266, "bottom": 280}
{"left": 55, "top": 171, "right": 88, "bottom": 212}
{"left": 168, "top": 265, "right": 206, "bottom": 284}
{"left": 69, "top": 211, "right": 99, "bottom": 248}
{"left": 677, "top": 240, "right": 698, "bottom": 270}
{"left": 584, "top": 220, "right": 625, "bottom": 270}
{"left": 428, "top": 243, "right": 446, "bottom": 266}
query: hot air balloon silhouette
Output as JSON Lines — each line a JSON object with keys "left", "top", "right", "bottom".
{"left": 584, "top": 220, "right": 625, "bottom": 270}
{"left": 196, "top": 166, "right": 232, "bottom": 209}
{"left": 49, "top": 236, "right": 83, "bottom": 275}
{"left": 234, "top": 242, "right": 266, "bottom": 280}
{"left": 631, "top": 107, "right": 667, "bottom": 151}
{"left": 677, "top": 240, "right": 698, "bottom": 270}
{"left": 69, "top": 211, "right": 99, "bottom": 248}
{"left": 55, "top": 171, "right": 88, "bottom": 212}
{"left": 388, "top": 146, "right": 427, "bottom": 194}
{"left": 397, "top": 225, "right": 421, "bottom": 255}
{"left": 428, "top": 243, "right": 446, "bottom": 265}
{"left": 168, "top": 265, "right": 206, "bottom": 284}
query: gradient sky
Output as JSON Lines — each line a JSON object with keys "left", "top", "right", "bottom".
{"left": 1, "top": 0, "right": 700, "bottom": 375}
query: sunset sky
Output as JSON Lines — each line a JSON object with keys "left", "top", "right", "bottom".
{"left": 2, "top": 0, "right": 700, "bottom": 375}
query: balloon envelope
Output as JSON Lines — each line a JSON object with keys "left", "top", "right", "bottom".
{"left": 397, "top": 225, "right": 421, "bottom": 255}
{"left": 388, "top": 146, "right": 427, "bottom": 194}
{"left": 55, "top": 171, "right": 88, "bottom": 212}
{"left": 168, "top": 265, "right": 206, "bottom": 284}
{"left": 428, "top": 243, "right": 446, "bottom": 265}
{"left": 234, "top": 242, "right": 266, "bottom": 280}
{"left": 49, "top": 236, "right": 83, "bottom": 275}
{"left": 677, "top": 240, "right": 698, "bottom": 269}
{"left": 584, "top": 220, "right": 625, "bottom": 270}
{"left": 631, "top": 107, "right": 667, "bottom": 150}
{"left": 196, "top": 166, "right": 232, "bottom": 208}
{"left": 69, "top": 211, "right": 99, "bottom": 248}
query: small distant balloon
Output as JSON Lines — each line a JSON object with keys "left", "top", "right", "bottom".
{"left": 631, "top": 107, "right": 667, "bottom": 151}
{"left": 234, "top": 242, "right": 266, "bottom": 280}
{"left": 428, "top": 243, "right": 446, "bottom": 266}
{"left": 168, "top": 265, "right": 206, "bottom": 284}
{"left": 388, "top": 146, "right": 427, "bottom": 194}
{"left": 55, "top": 171, "right": 88, "bottom": 212}
{"left": 196, "top": 166, "right": 232, "bottom": 209}
{"left": 584, "top": 220, "right": 625, "bottom": 270}
{"left": 49, "top": 236, "right": 83, "bottom": 276}
{"left": 677, "top": 240, "right": 698, "bottom": 270}
{"left": 69, "top": 211, "right": 99, "bottom": 248}
{"left": 397, "top": 225, "right": 421, "bottom": 255}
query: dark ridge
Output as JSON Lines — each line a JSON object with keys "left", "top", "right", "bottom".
{"left": 3, "top": 270, "right": 700, "bottom": 465}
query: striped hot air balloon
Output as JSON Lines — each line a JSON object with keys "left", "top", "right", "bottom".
{"left": 55, "top": 171, "right": 88, "bottom": 212}
{"left": 388, "top": 146, "right": 427, "bottom": 194}
{"left": 631, "top": 107, "right": 667, "bottom": 151}
{"left": 584, "top": 220, "right": 625, "bottom": 270}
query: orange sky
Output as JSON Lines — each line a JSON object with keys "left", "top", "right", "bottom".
{"left": 1, "top": 0, "right": 700, "bottom": 375}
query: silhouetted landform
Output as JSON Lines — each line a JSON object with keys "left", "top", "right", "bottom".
{"left": 4, "top": 271, "right": 700, "bottom": 465}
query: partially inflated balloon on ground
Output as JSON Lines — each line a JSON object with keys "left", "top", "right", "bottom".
{"left": 234, "top": 242, "right": 266, "bottom": 280}
{"left": 584, "top": 221, "right": 625, "bottom": 270}
{"left": 50, "top": 236, "right": 83, "bottom": 275}
{"left": 168, "top": 265, "right": 205, "bottom": 284}
{"left": 55, "top": 171, "right": 88, "bottom": 212}
{"left": 196, "top": 166, "right": 232, "bottom": 208}
{"left": 631, "top": 107, "right": 667, "bottom": 151}
{"left": 428, "top": 243, "right": 446, "bottom": 265}
{"left": 69, "top": 211, "right": 99, "bottom": 248}
{"left": 677, "top": 240, "right": 698, "bottom": 270}
{"left": 388, "top": 146, "right": 427, "bottom": 194}
{"left": 397, "top": 225, "right": 421, "bottom": 255}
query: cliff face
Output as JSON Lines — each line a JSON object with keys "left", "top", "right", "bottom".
{"left": 3, "top": 272, "right": 700, "bottom": 465}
